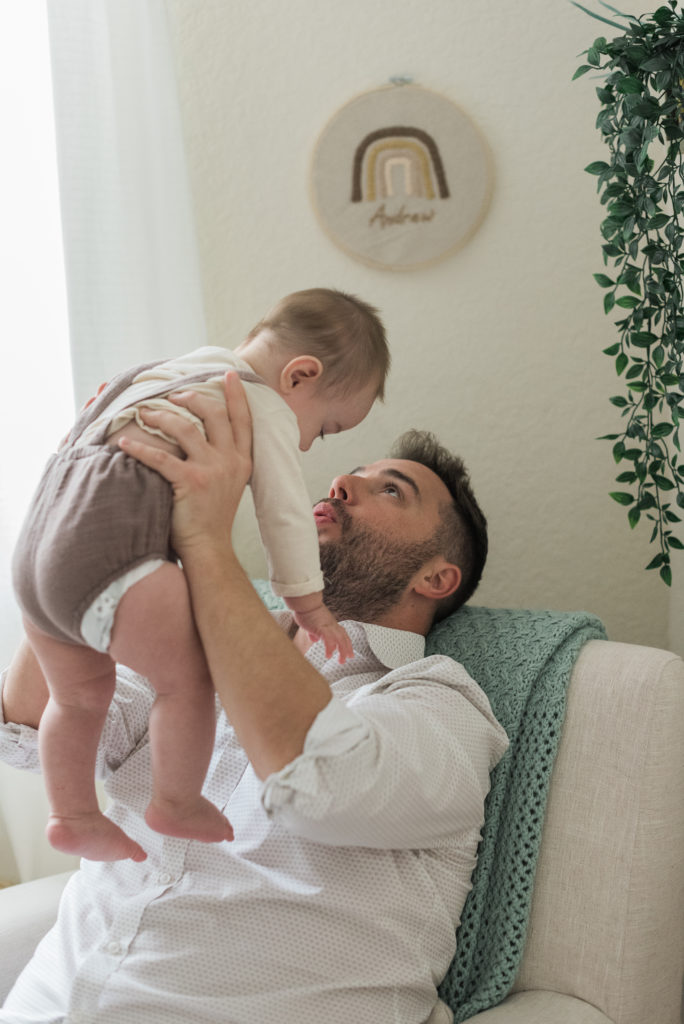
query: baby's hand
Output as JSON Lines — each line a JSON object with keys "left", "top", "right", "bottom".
{"left": 286, "top": 597, "right": 354, "bottom": 664}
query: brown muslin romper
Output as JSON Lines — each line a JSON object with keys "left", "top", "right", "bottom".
{"left": 12, "top": 360, "right": 261, "bottom": 646}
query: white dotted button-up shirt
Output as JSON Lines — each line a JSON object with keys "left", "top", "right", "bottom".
{"left": 0, "top": 617, "right": 508, "bottom": 1024}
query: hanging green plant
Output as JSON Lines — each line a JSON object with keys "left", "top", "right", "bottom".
{"left": 573, "top": 0, "right": 684, "bottom": 585}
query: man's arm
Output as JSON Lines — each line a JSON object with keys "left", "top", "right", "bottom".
{"left": 1, "top": 637, "right": 48, "bottom": 728}
{"left": 119, "top": 372, "right": 333, "bottom": 780}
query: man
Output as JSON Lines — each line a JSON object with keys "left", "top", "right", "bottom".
{"left": 0, "top": 374, "right": 508, "bottom": 1024}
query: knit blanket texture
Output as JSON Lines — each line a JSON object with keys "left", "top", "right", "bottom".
{"left": 251, "top": 583, "right": 605, "bottom": 1022}
{"left": 426, "top": 605, "right": 606, "bottom": 1021}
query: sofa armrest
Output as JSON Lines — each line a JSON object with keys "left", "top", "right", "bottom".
{"left": 0, "top": 871, "right": 73, "bottom": 1003}
{"left": 510, "top": 640, "right": 684, "bottom": 1023}
{"left": 463, "top": 990, "right": 612, "bottom": 1023}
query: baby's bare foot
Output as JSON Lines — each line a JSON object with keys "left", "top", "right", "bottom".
{"left": 46, "top": 812, "right": 147, "bottom": 862}
{"left": 145, "top": 796, "right": 234, "bottom": 843}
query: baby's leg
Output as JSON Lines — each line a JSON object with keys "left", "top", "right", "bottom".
{"left": 22, "top": 618, "right": 147, "bottom": 862}
{"left": 108, "top": 563, "right": 233, "bottom": 843}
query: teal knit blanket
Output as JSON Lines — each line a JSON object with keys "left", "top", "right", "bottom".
{"left": 426, "top": 606, "right": 606, "bottom": 1022}
{"left": 252, "top": 583, "right": 605, "bottom": 1022}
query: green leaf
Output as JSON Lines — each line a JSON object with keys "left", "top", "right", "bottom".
{"left": 652, "top": 5, "right": 675, "bottom": 26}
{"left": 647, "top": 213, "right": 670, "bottom": 229}
{"left": 604, "top": 291, "right": 616, "bottom": 314}
{"left": 610, "top": 491, "right": 634, "bottom": 505}
{"left": 628, "top": 382, "right": 647, "bottom": 391}
{"left": 640, "top": 489, "right": 657, "bottom": 508}
{"left": 616, "top": 76, "right": 643, "bottom": 95}
{"left": 621, "top": 216, "right": 636, "bottom": 242}
{"left": 616, "top": 295, "right": 640, "bottom": 308}
{"left": 609, "top": 395, "right": 629, "bottom": 407}
{"left": 632, "top": 100, "right": 661, "bottom": 120}
{"left": 602, "top": 243, "right": 623, "bottom": 256}
{"left": 630, "top": 331, "right": 656, "bottom": 347}
{"left": 654, "top": 69, "right": 673, "bottom": 92}
{"left": 598, "top": 2, "right": 629, "bottom": 17}
{"left": 659, "top": 564, "right": 673, "bottom": 586}
{"left": 616, "top": 470, "right": 637, "bottom": 482}
{"left": 573, "top": 64, "right": 593, "bottom": 80}
{"left": 609, "top": 201, "right": 635, "bottom": 219}
{"left": 587, "top": 46, "right": 601, "bottom": 66}
{"left": 570, "top": 2, "right": 626, "bottom": 29}
{"left": 585, "top": 160, "right": 611, "bottom": 175}
{"left": 628, "top": 505, "right": 641, "bottom": 528}
{"left": 613, "top": 440, "right": 626, "bottom": 462}
{"left": 652, "top": 423, "right": 674, "bottom": 438}
{"left": 669, "top": 536, "right": 684, "bottom": 550}
{"left": 653, "top": 475, "right": 675, "bottom": 490}
{"left": 594, "top": 273, "right": 615, "bottom": 287}
{"left": 603, "top": 342, "right": 621, "bottom": 356}
{"left": 616, "top": 352, "right": 629, "bottom": 375}
{"left": 653, "top": 344, "right": 665, "bottom": 368}
{"left": 639, "top": 56, "right": 670, "bottom": 72}
{"left": 645, "top": 552, "right": 666, "bottom": 570}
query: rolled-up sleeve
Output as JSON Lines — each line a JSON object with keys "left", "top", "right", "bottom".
{"left": 261, "top": 657, "right": 508, "bottom": 850}
{"left": 0, "top": 671, "right": 41, "bottom": 771}
{"left": 0, "top": 666, "right": 154, "bottom": 778}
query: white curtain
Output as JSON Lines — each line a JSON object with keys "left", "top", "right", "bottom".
{"left": 0, "top": 0, "right": 206, "bottom": 883}
{"left": 47, "top": 0, "right": 207, "bottom": 406}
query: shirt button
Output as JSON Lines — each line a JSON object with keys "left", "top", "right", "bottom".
{"left": 106, "top": 940, "right": 123, "bottom": 956}
{"left": 157, "top": 872, "right": 173, "bottom": 885}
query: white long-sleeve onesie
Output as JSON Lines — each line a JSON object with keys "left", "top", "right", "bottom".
{"left": 78, "top": 346, "right": 324, "bottom": 599}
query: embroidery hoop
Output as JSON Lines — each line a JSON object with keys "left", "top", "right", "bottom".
{"left": 310, "top": 83, "right": 494, "bottom": 271}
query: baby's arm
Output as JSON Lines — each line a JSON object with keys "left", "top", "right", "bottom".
{"left": 284, "top": 593, "right": 354, "bottom": 664}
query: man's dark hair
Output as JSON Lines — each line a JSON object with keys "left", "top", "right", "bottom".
{"left": 389, "top": 429, "right": 488, "bottom": 621}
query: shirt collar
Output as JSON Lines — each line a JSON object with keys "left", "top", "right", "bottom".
{"left": 333, "top": 614, "right": 423, "bottom": 671}
{"left": 273, "top": 611, "right": 425, "bottom": 671}
{"left": 353, "top": 622, "right": 425, "bottom": 669}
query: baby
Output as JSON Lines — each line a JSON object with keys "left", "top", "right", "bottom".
{"left": 12, "top": 287, "right": 389, "bottom": 862}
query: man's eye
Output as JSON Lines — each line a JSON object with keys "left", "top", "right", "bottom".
{"left": 383, "top": 484, "right": 399, "bottom": 496}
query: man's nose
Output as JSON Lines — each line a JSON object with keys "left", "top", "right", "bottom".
{"left": 329, "top": 475, "right": 355, "bottom": 502}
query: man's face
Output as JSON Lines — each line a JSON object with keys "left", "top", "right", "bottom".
{"left": 313, "top": 460, "right": 450, "bottom": 623}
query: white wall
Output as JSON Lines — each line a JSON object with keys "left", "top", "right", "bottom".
{"left": 165, "top": 0, "right": 679, "bottom": 651}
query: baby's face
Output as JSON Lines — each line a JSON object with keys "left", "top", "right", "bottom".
{"left": 288, "top": 380, "right": 378, "bottom": 451}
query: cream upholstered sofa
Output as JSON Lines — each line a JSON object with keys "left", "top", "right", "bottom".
{"left": 0, "top": 638, "right": 683, "bottom": 1023}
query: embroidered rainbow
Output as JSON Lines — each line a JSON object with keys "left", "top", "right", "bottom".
{"left": 351, "top": 127, "right": 449, "bottom": 203}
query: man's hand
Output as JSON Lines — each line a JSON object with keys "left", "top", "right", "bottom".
{"left": 118, "top": 371, "right": 253, "bottom": 557}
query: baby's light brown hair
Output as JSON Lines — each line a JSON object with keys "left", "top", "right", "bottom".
{"left": 248, "top": 288, "right": 390, "bottom": 400}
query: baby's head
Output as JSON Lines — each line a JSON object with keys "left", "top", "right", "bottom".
{"left": 243, "top": 288, "right": 390, "bottom": 451}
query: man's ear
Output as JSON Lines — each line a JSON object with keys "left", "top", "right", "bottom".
{"left": 279, "top": 355, "right": 323, "bottom": 393}
{"left": 412, "top": 559, "right": 462, "bottom": 601}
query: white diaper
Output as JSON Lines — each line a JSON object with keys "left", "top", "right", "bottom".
{"left": 80, "top": 559, "right": 166, "bottom": 652}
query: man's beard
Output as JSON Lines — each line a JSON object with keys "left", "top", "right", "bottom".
{"left": 318, "top": 499, "right": 442, "bottom": 623}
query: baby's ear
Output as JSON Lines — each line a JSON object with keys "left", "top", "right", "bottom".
{"left": 280, "top": 355, "right": 324, "bottom": 392}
